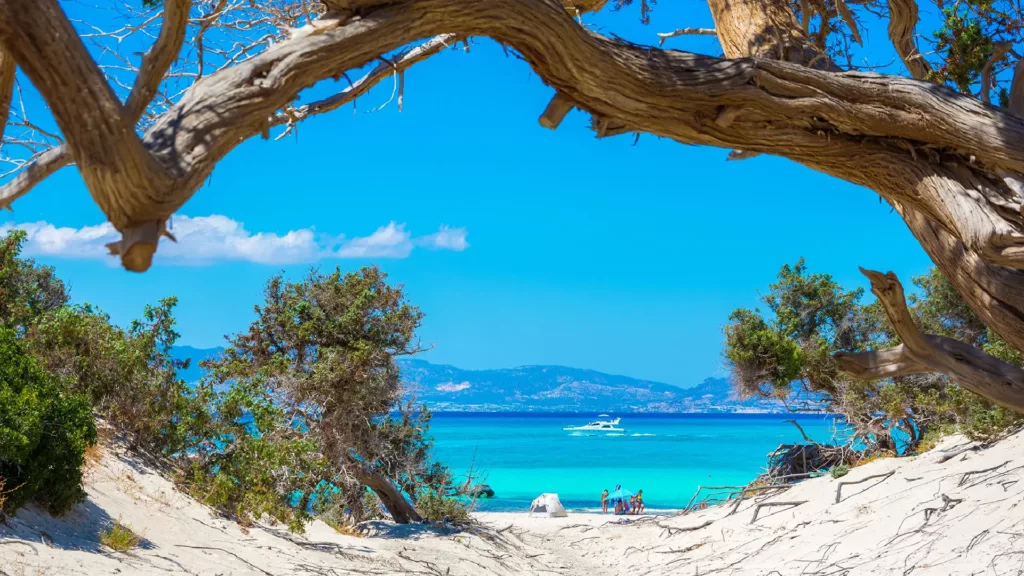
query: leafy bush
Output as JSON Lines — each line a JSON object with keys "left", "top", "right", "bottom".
{"left": 829, "top": 465, "right": 850, "bottom": 479}
{"left": 197, "top": 267, "right": 449, "bottom": 526}
{"left": 100, "top": 517, "right": 143, "bottom": 551}
{"left": 27, "top": 298, "right": 202, "bottom": 456}
{"left": 0, "top": 327, "right": 96, "bottom": 514}
{"left": 416, "top": 492, "right": 471, "bottom": 525}
{"left": 724, "top": 260, "right": 1024, "bottom": 454}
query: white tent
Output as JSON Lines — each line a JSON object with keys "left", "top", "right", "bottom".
{"left": 529, "top": 493, "right": 568, "bottom": 518}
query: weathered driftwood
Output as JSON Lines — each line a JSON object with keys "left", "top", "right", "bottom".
{"left": 728, "top": 485, "right": 793, "bottom": 516}
{"left": 657, "top": 520, "right": 713, "bottom": 537}
{"left": 959, "top": 461, "right": 1010, "bottom": 487}
{"left": 935, "top": 443, "right": 983, "bottom": 463}
{"left": 683, "top": 485, "right": 744, "bottom": 512}
{"left": 750, "top": 501, "right": 807, "bottom": 524}
{"left": 834, "top": 471, "right": 895, "bottom": 504}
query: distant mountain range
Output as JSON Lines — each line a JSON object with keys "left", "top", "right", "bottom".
{"left": 170, "top": 347, "right": 789, "bottom": 413}
{"left": 398, "top": 359, "right": 789, "bottom": 413}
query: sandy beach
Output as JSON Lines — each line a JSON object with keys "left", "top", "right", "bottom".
{"left": 2, "top": 431, "right": 1023, "bottom": 575}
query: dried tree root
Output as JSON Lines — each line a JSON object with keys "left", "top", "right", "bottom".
{"left": 834, "top": 471, "right": 895, "bottom": 504}
{"left": 750, "top": 501, "right": 807, "bottom": 524}
{"left": 728, "top": 485, "right": 793, "bottom": 516}
{"left": 959, "top": 461, "right": 1010, "bottom": 487}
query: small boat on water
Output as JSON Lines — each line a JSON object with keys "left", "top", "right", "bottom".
{"left": 563, "top": 417, "right": 624, "bottom": 432}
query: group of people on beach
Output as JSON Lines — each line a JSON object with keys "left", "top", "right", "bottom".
{"left": 600, "top": 485, "right": 645, "bottom": 515}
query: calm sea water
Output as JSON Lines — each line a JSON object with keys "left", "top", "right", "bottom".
{"left": 429, "top": 412, "right": 843, "bottom": 512}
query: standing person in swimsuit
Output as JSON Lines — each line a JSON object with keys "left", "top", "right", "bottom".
{"left": 601, "top": 489, "right": 609, "bottom": 513}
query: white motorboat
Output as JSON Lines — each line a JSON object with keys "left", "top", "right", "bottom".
{"left": 562, "top": 417, "right": 624, "bottom": 432}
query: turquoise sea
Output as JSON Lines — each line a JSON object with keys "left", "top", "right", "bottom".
{"left": 429, "top": 412, "right": 842, "bottom": 512}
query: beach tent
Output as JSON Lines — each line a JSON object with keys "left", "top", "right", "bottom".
{"left": 529, "top": 493, "right": 568, "bottom": 518}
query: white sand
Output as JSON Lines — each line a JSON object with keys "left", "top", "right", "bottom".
{"left": 3, "top": 431, "right": 1024, "bottom": 575}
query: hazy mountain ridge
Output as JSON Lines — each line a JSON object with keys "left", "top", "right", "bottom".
{"left": 398, "top": 358, "right": 789, "bottom": 413}
{"left": 171, "top": 347, "right": 790, "bottom": 413}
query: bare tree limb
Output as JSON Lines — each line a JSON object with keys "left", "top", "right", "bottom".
{"left": 0, "top": 0, "right": 174, "bottom": 262}
{"left": 539, "top": 92, "right": 574, "bottom": 129}
{"left": 0, "top": 47, "right": 13, "bottom": 145}
{"left": 886, "top": 0, "right": 931, "bottom": 80}
{"left": 981, "top": 41, "right": 1011, "bottom": 106}
{"left": 270, "top": 33, "right": 456, "bottom": 130}
{"left": 657, "top": 28, "right": 717, "bottom": 46}
{"left": 750, "top": 501, "right": 806, "bottom": 523}
{"left": 834, "top": 471, "right": 894, "bottom": 504}
{"left": 784, "top": 419, "right": 814, "bottom": 443}
{"left": 0, "top": 146, "right": 71, "bottom": 211}
{"left": 5, "top": 0, "right": 1024, "bottom": 293}
{"left": 835, "top": 345, "right": 929, "bottom": 380}
{"left": 125, "top": 0, "right": 192, "bottom": 122}
{"left": 1010, "top": 60, "right": 1024, "bottom": 115}
{"left": 836, "top": 0, "right": 862, "bottom": 45}
{"left": 836, "top": 269, "right": 1024, "bottom": 412}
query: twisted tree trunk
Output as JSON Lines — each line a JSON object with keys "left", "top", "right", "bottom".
{"left": 2, "top": 0, "right": 1024, "bottom": 407}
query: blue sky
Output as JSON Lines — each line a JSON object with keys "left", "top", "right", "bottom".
{"left": 2, "top": 1, "right": 937, "bottom": 386}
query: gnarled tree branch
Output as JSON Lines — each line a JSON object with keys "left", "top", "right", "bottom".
{"left": 836, "top": 268, "right": 1024, "bottom": 412}
{"left": 125, "top": 0, "right": 192, "bottom": 122}
{"left": 981, "top": 41, "right": 1011, "bottom": 105}
{"left": 0, "top": 146, "right": 71, "bottom": 212}
{"left": 887, "top": 0, "right": 931, "bottom": 80}
{"left": 0, "top": 47, "right": 13, "bottom": 145}
{"left": 0, "top": 0, "right": 174, "bottom": 273}
{"left": 657, "top": 28, "right": 717, "bottom": 46}
{"left": 835, "top": 344, "right": 928, "bottom": 380}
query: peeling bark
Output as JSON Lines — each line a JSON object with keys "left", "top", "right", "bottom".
{"left": 836, "top": 269, "right": 1024, "bottom": 412}
{"left": 125, "top": 0, "right": 192, "bottom": 122}
{"left": 0, "top": 47, "right": 13, "bottom": 145}
{"left": 887, "top": 0, "right": 931, "bottom": 80}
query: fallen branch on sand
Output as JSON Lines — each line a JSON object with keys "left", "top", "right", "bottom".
{"left": 175, "top": 545, "right": 273, "bottom": 576}
{"left": 683, "top": 485, "right": 744, "bottom": 512}
{"left": 834, "top": 471, "right": 895, "bottom": 504}
{"left": 728, "top": 485, "right": 793, "bottom": 516}
{"left": 750, "top": 501, "right": 807, "bottom": 524}
{"left": 959, "top": 461, "right": 1010, "bottom": 487}
{"left": 936, "top": 442, "right": 983, "bottom": 463}
{"left": 657, "top": 519, "right": 713, "bottom": 537}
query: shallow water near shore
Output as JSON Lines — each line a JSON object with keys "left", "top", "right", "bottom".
{"left": 429, "top": 412, "right": 842, "bottom": 512}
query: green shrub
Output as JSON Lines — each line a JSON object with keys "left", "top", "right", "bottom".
{"left": 416, "top": 492, "right": 471, "bottom": 525}
{"left": 0, "top": 327, "right": 96, "bottom": 515}
{"left": 100, "top": 517, "right": 143, "bottom": 552}
{"left": 829, "top": 465, "right": 850, "bottom": 479}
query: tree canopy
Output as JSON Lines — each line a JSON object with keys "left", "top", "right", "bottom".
{"left": 0, "top": 229, "right": 459, "bottom": 526}
{"left": 725, "top": 260, "right": 1024, "bottom": 452}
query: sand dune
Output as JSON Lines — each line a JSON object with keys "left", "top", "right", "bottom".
{"left": 3, "top": 431, "right": 1023, "bottom": 575}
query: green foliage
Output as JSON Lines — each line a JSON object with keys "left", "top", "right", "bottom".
{"left": 724, "top": 259, "right": 1024, "bottom": 454}
{"left": 829, "top": 465, "right": 850, "bottom": 479}
{"left": 0, "top": 230, "right": 447, "bottom": 529}
{"left": 723, "top": 308, "right": 804, "bottom": 396}
{"left": 27, "top": 298, "right": 201, "bottom": 456}
{"left": 0, "top": 327, "right": 96, "bottom": 515}
{"left": 416, "top": 492, "right": 471, "bottom": 525}
{"left": 100, "top": 518, "right": 143, "bottom": 552}
{"left": 0, "top": 231, "right": 68, "bottom": 332}
{"left": 190, "top": 266, "right": 445, "bottom": 527}
{"left": 929, "top": 5, "right": 994, "bottom": 93}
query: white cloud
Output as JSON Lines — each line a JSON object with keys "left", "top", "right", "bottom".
{"left": 335, "top": 221, "right": 413, "bottom": 259}
{"left": 0, "top": 216, "right": 468, "bottom": 266}
{"left": 418, "top": 225, "right": 469, "bottom": 252}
